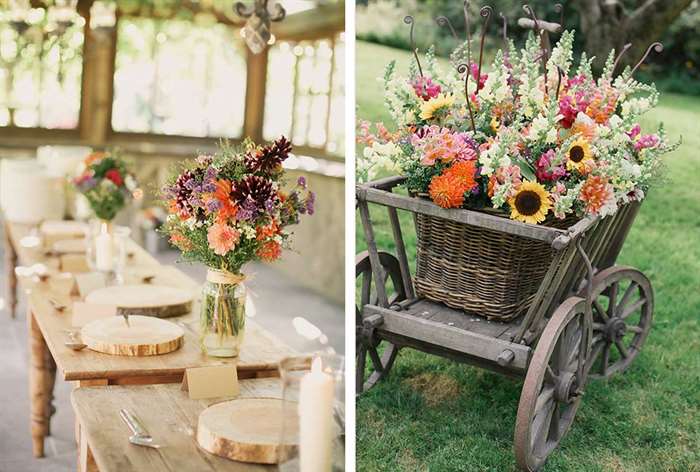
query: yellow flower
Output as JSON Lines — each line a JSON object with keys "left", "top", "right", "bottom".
{"left": 490, "top": 116, "right": 501, "bottom": 133}
{"left": 566, "top": 138, "right": 594, "bottom": 173}
{"left": 508, "top": 181, "right": 552, "bottom": 224}
{"left": 419, "top": 93, "right": 455, "bottom": 121}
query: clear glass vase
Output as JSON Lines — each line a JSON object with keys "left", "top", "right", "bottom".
{"left": 200, "top": 269, "right": 246, "bottom": 357}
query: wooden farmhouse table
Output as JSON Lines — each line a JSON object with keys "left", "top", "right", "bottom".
{"left": 71, "top": 380, "right": 280, "bottom": 472}
{"left": 3, "top": 221, "right": 296, "bottom": 467}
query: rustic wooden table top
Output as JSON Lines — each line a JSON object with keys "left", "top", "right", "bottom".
{"left": 71, "top": 380, "right": 279, "bottom": 471}
{"left": 8, "top": 222, "right": 296, "bottom": 382}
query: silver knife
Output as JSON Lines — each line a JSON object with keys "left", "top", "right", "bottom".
{"left": 120, "top": 409, "right": 149, "bottom": 437}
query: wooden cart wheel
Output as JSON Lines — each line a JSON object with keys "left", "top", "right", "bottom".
{"left": 586, "top": 266, "right": 653, "bottom": 380}
{"left": 355, "top": 251, "right": 405, "bottom": 394}
{"left": 514, "top": 297, "right": 591, "bottom": 472}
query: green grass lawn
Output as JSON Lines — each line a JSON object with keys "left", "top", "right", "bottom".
{"left": 355, "top": 41, "right": 700, "bottom": 472}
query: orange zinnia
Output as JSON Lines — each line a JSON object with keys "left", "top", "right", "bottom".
{"left": 429, "top": 174, "right": 466, "bottom": 209}
{"left": 443, "top": 161, "right": 477, "bottom": 191}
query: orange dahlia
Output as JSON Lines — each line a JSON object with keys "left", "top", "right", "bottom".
{"left": 429, "top": 174, "right": 466, "bottom": 209}
{"left": 580, "top": 175, "right": 614, "bottom": 215}
{"left": 443, "top": 161, "right": 477, "bottom": 191}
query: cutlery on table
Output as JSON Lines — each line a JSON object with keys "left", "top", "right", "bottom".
{"left": 119, "top": 409, "right": 161, "bottom": 449}
{"left": 48, "top": 298, "right": 67, "bottom": 313}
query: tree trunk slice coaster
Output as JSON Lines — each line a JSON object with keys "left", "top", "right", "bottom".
{"left": 196, "top": 398, "right": 299, "bottom": 464}
{"left": 80, "top": 315, "right": 184, "bottom": 356}
{"left": 52, "top": 238, "right": 86, "bottom": 254}
{"left": 40, "top": 220, "right": 88, "bottom": 246}
{"left": 85, "top": 284, "right": 193, "bottom": 318}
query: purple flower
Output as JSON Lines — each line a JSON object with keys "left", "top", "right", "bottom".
{"left": 297, "top": 176, "right": 306, "bottom": 188}
{"left": 206, "top": 199, "right": 222, "bottom": 212}
{"left": 305, "top": 192, "right": 316, "bottom": 215}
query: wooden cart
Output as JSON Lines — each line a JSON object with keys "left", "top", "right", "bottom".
{"left": 356, "top": 176, "right": 653, "bottom": 471}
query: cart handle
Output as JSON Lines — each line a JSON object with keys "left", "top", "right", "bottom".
{"left": 551, "top": 215, "right": 600, "bottom": 250}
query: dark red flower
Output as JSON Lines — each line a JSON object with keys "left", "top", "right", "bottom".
{"left": 244, "top": 136, "right": 292, "bottom": 174}
{"left": 105, "top": 169, "right": 123, "bottom": 186}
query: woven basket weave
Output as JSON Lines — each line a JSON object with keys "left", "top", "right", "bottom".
{"left": 414, "top": 211, "right": 576, "bottom": 322}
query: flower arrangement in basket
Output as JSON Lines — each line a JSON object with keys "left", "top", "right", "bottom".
{"left": 161, "top": 138, "right": 315, "bottom": 357}
{"left": 358, "top": 7, "right": 678, "bottom": 320}
{"left": 73, "top": 150, "right": 138, "bottom": 221}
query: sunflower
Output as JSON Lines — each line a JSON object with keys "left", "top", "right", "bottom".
{"left": 508, "top": 181, "right": 552, "bottom": 224}
{"left": 419, "top": 93, "right": 455, "bottom": 121}
{"left": 566, "top": 138, "right": 594, "bottom": 173}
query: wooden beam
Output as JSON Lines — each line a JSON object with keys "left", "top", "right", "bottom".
{"left": 272, "top": 4, "right": 344, "bottom": 41}
{"left": 242, "top": 47, "right": 268, "bottom": 143}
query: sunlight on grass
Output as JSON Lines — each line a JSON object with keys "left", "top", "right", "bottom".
{"left": 355, "top": 40, "right": 700, "bottom": 472}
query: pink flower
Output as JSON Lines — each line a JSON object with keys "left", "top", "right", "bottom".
{"left": 634, "top": 134, "right": 660, "bottom": 151}
{"left": 207, "top": 223, "right": 241, "bottom": 256}
{"left": 411, "top": 76, "right": 442, "bottom": 101}
{"left": 626, "top": 124, "right": 641, "bottom": 140}
{"left": 470, "top": 63, "right": 488, "bottom": 90}
{"left": 535, "top": 149, "right": 567, "bottom": 182}
{"left": 411, "top": 126, "right": 478, "bottom": 166}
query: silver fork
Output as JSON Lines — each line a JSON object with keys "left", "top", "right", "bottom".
{"left": 119, "top": 409, "right": 161, "bottom": 449}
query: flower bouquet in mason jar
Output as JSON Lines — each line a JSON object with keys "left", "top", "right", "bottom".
{"left": 73, "top": 151, "right": 139, "bottom": 273}
{"left": 161, "top": 138, "right": 315, "bottom": 357}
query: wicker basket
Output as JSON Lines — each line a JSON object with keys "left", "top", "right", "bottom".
{"left": 414, "top": 211, "right": 576, "bottom": 322}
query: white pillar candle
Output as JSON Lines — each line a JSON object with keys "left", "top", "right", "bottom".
{"left": 298, "top": 357, "right": 334, "bottom": 472}
{"left": 95, "top": 223, "right": 113, "bottom": 272}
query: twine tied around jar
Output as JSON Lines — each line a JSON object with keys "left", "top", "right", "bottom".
{"left": 206, "top": 268, "right": 246, "bottom": 285}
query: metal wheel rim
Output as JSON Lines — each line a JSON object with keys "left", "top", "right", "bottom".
{"left": 586, "top": 266, "right": 653, "bottom": 380}
{"left": 515, "top": 297, "right": 590, "bottom": 471}
{"left": 355, "top": 251, "right": 405, "bottom": 394}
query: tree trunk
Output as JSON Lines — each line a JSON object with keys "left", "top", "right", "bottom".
{"left": 571, "top": 0, "right": 692, "bottom": 71}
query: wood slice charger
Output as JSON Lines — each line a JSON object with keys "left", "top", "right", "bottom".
{"left": 85, "top": 284, "right": 193, "bottom": 318}
{"left": 80, "top": 315, "right": 184, "bottom": 356}
{"left": 196, "top": 398, "right": 299, "bottom": 464}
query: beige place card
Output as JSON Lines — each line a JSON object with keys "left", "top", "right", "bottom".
{"left": 73, "top": 272, "right": 107, "bottom": 299}
{"left": 71, "top": 302, "right": 117, "bottom": 328}
{"left": 181, "top": 365, "right": 239, "bottom": 400}
{"left": 60, "top": 254, "right": 90, "bottom": 274}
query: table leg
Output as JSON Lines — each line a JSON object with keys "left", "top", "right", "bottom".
{"left": 78, "top": 427, "right": 99, "bottom": 472}
{"left": 28, "top": 308, "right": 50, "bottom": 457}
{"left": 4, "top": 220, "right": 17, "bottom": 318}
{"left": 46, "top": 350, "right": 57, "bottom": 436}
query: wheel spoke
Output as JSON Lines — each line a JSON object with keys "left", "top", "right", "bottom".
{"left": 548, "top": 402, "right": 561, "bottom": 442}
{"left": 592, "top": 322, "right": 605, "bottom": 332}
{"left": 607, "top": 282, "right": 618, "bottom": 318}
{"left": 545, "top": 365, "right": 558, "bottom": 385}
{"left": 615, "top": 339, "right": 629, "bottom": 358}
{"left": 535, "top": 386, "right": 555, "bottom": 413}
{"left": 593, "top": 300, "right": 610, "bottom": 322}
{"left": 617, "top": 282, "right": 638, "bottom": 314}
{"left": 627, "top": 325, "right": 644, "bottom": 334}
{"left": 531, "top": 398, "right": 555, "bottom": 452}
{"left": 620, "top": 298, "right": 646, "bottom": 319}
